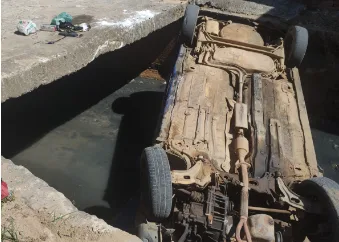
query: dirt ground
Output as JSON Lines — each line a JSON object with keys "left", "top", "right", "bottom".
{"left": 2, "top": 195, "right": 123, "bottom": 242}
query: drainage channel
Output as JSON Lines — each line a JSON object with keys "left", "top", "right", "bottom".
{"left": 2, "top": 20, "right": 180, "bottom": 232}
{"left": 2, "top": 15, "right": 339, "bottom": 235}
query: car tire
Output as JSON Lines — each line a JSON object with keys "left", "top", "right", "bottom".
{"left": 284, "top": 26, "right": 308, "bottom": 67}
{"left": 182, "top": 4, "right": 199, "bottom": 46}
{"left": 295, "top": 177, "right": 339, "bottom": 242}
{"left": 140, "top": 146, "right": 172, "bottom": 221}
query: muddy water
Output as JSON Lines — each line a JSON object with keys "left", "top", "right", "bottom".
{"left": 9, "top": 77, "right": 165, "bottom": 229}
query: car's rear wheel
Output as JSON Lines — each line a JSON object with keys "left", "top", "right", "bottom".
{"left": 182, "top": 4, "right": 199, "bottom": 46}
{"left": 294, "top": 177, "right": 339, "bottom": 242}
{"left": 284, "top": 26, "right": 308, "bottom": 67}
{"left": 140, "top": 146, "right": 172, "bottom": 221}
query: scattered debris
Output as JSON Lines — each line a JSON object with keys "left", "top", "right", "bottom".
{"left": 17, "top": 12, "right": 90, "bottom": 42}
{"left": 42, "top": 13, "right": 89, "bottom": 44}
{"left": 46, "top": 36, "right": 67, "bottom": 44}
{"left": 79, "top": 23, "right": 91, "bottom": 31}
{"left": 59, "top": 22, "right": 79, "bottom": 32}
{"left": 17, "top": 20, "right": 38, "bottom": 35}
{"left": 1, "top": 180, "right": 9, "bottom": 200}
{"left": 51, "top": 12, "right": 73, "bottom": 26}
{"left": 59, "top": 32, "right": 81, "bottom": 37}
{"left": 40, "top": 24, "right": 57, "bottom": 32}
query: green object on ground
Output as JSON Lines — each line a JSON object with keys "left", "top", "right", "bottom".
{"left": 51, "top": 12, "right": 73, "bottom": 25}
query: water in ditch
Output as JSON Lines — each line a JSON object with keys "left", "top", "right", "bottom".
{"left": 8, "top": 77, "right": 165, "bottom": 230}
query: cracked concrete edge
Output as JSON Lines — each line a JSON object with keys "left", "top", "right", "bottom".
{"left": 1, "top": 157, "right": 141, "bottom": 242}
{"left": 1, "top": 3, "right": 186, "bottom": 103}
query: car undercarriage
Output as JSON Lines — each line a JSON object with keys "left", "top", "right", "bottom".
{"left": 136, "top": 5, "right": 339, "bottom": 242}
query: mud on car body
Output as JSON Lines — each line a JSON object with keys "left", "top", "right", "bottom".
{"left": 136, "top": 4, "right": 339, "bottom": 242}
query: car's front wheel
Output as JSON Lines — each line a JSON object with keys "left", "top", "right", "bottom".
{"left": 140, "top": 146, "right": 172, "bottom": 221}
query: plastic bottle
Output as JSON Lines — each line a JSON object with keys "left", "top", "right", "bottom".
{"left": 40, "top": 24, "right": 57, "bottom": 32}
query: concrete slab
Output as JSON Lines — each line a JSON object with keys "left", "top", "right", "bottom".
{"left": 1, "top": 0, "right": 186, "bottom": 102}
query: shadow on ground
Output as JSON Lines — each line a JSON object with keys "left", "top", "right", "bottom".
{"left": 299, "top": 30, "right": 339, "bottom": 135}
{"left": 2, "top": 20, "right": 180, "bottom": 158}
{"left": 84, "top": 90, "right": 165, "bottom": 230}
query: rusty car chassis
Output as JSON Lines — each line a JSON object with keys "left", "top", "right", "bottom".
{"left": 136, "top": 5, "right": 339, "bottom": 242}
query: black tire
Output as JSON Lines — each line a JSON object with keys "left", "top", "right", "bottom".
{"left": 140, "top": 146, "right": 172, "bottom": 221}
{"left": 182, "top": 4, "right": 199, "bottom": 46}
{"left": 284, "top": 26, "right": 308, "bottom": 67}
{"left": 295, "top": 177, "right": 339, "bottom": 242}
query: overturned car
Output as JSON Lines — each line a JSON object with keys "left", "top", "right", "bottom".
{"left": 136, "top": 4, "right": 339, "bottom": 242}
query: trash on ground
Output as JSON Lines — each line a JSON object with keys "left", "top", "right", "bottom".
{"left": 2, "top": 180, "right": 9, "bottom": 200}
{"left": 17, "top": 20, "right": 38, "bottom": 35}
{"left": 79, "top": 23, "right": 91, "bottom": 31}
{"left": 59, "top": 32, "right": 81, "bottom": 37}
{"left": 46, "top": 33, "right": 82, "bottom": 44}
{"left": 59, "top": 22, "right": 76, "bottom": 31}
{"left": 46, "top": 36, "right": 67, "bottom": 44}
{"left": 40, "top": 24, "right": 57, "bottom": 32}
{"left": 22, "top": 11, "right": 91, "bottom": 44}
{"left": 51, "top": 12, "right": 73, "bottom": 25}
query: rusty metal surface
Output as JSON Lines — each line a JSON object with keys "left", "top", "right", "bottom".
{"left": 248, "top": 206, "right": 291, "bottom": 214}
{"left": 211, "top": 47, "right": 276, "bottom": 73}
{"left": 149, "top": 11, "right": 326, "bottom": 242}
{"left": 259, "top": 76, "right": 314, "bottom": 183}
{"left": 220, "top": 23, "right": 264, "bottom": 46}
{"left": 248, "top": 214, "right": 275, "bottom": 242}
{"left": 251, "top": 74, "right": 268, "bottom": 178}
{"left": 159, "top": 16, "right": 319, "bottom": 192}
{"left": 200, "top": 36, "right": 284, "bottom": 60}
{"left": 290, "top": 68, "right": 320, "bottom": 178}
{"left": 166, "top": 60, "right": 236, "bottom": 172}
{"left": 171, "top": 161, "right": 212, "bottom": 188}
